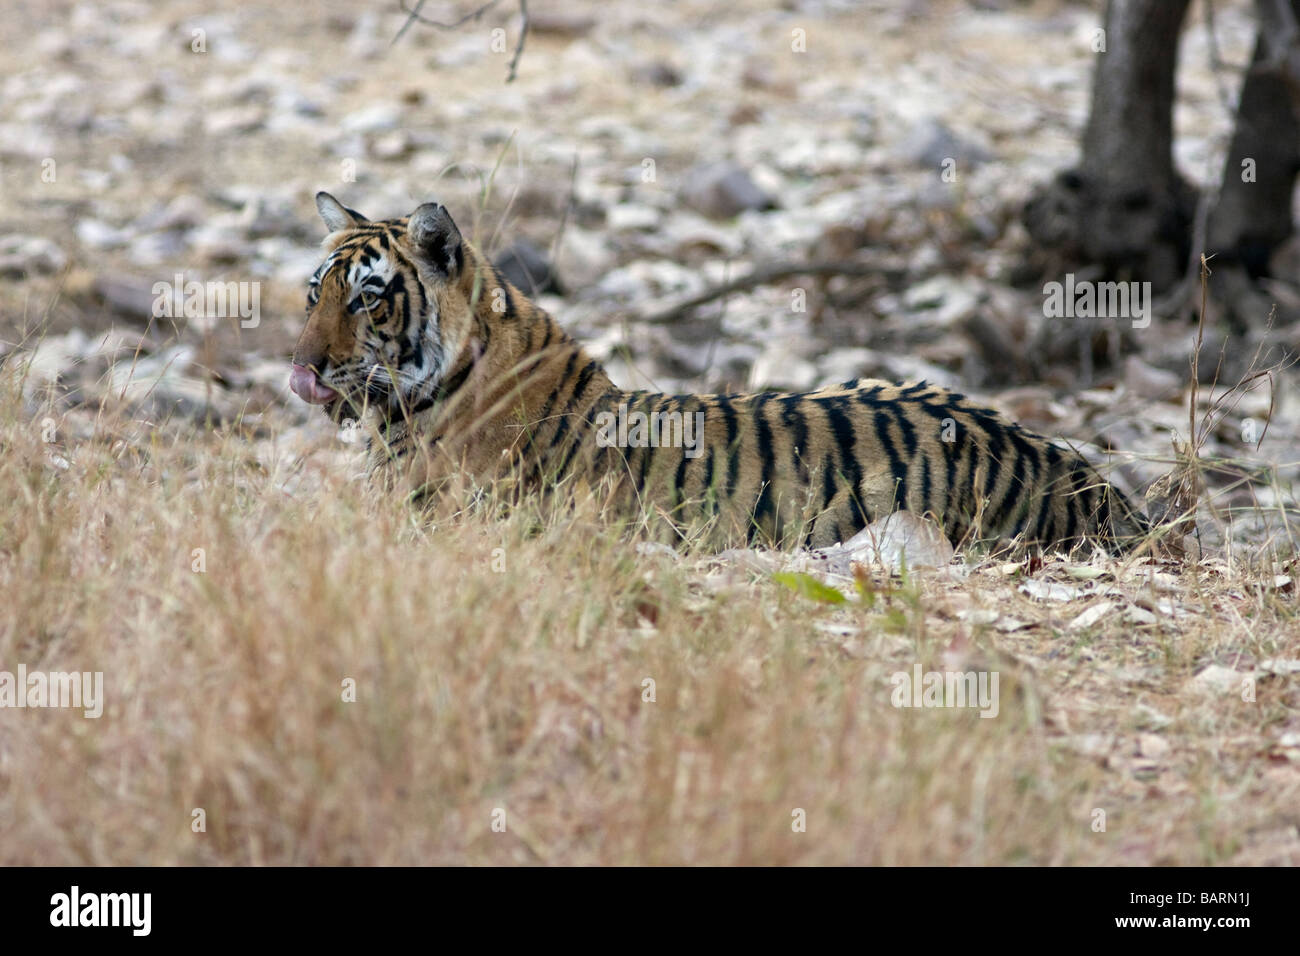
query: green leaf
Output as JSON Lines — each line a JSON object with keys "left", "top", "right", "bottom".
{"left": 1065, "top": 565, "right": 1108, "bottom": 580}
{"left": 772, "top": 571, "right": 847, "bottom": 604}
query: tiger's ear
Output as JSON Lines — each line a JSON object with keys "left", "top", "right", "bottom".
{"left": 407, "top": 202, "right": 464, "bottom": 276}
{"left": 316, "top": 192, "right": 369, "bottom": 233}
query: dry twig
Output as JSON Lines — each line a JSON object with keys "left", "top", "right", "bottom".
{"left": 638, "top": 260, "right": 880, "bottom": 325}
{"left": 394, "top": 0, "right": 530, "bottom": 82}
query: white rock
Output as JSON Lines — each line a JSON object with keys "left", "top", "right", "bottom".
{"left": 1018, "top": 579, "right": 1081, "bottom": 602}
{"left": 369, "top": 131, "right": 411, "bottom": 160}
{"left": 1137, "top": 733, "right": 1171, "bottom": 759}
{"left": 203, "top": 105, "right": 266, "bottom": 136}
{"left": 817, "top": 347, "right": 882, "bottom": 385}
{"left": 75, "top": 220, "right": 130, "bottom": 250}
{"left": 0, "top": 235, "right": 67, "bottom": 275}
{"left": 902, "top": 275, "right": 985, "bottom": 326}
{"left": 748, "top": 350, "right": 819, "bottom": 392}
{"left": 341, "top": 104, "right": 401, "bottom": 134}
{"left": 606, "top": 204, "right": 661, "bottom": 231}
{"left": 1067, "top": 601, "right": 1116, "bottom": 632}
{"left": 829, "top": 512, "right": 955, "bottom": 572}
{"left": 1189, "top": 665, "right": 1254, "bottom": 695}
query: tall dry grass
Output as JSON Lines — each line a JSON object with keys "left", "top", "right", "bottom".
{"left": 1, "top": 364, "right": 1298, "bottom": 865}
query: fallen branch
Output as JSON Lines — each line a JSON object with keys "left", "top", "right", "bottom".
{"left": 638, "top": 260, "right": 881, "bottom": 325}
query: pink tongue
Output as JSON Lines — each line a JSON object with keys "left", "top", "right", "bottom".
{"left": 290, "top": 364, "right": 338, "bottom": 405}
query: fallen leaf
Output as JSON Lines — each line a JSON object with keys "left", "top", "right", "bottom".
{"left": 1067, "top": 601, "right": 1116, "bottom": 631}
{"left": 1018, "top": 579, "right": 1081, "bottom": 602}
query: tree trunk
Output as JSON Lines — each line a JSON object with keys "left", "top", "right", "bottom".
{"left": 1024, "top": 0, "right": 1195, "bottom": 293}
{"left": 1207, "top": 0, "right": 1300, "bottom": 326}
{"left": 1078, "top": 0, "right": 1195, "bottom": 289}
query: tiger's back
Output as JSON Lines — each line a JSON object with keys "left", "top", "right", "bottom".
{"left": 521, "top": 377, "right": 1146, "bottom": 551}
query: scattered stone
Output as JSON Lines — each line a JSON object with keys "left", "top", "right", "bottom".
{"left": 529, "top": 10, "right": 597, "bottom": 35}
{"left": 1067, "top": 601, "right": 1116, "bottom": 632}
{"left": 657, "top": 213, "right": 745, "bottom": 258}
{"left": 817, "top": 347, "right": 881, "bottom": 385}
{"left": 606, "top": 204, "right": 661, "bottom": 232}
{"left": 236, "top": 195, "right": 302, "bottom": 239}
{"left": 369, "top": 130, "right": 411, "bottom": 160}
{"left": 632, "top": 60, "right": 683, "bottom": 87}
{"left": 680, "top": 161, "right": 775, "bottom": 220}
{"left": 828, "top": 512, "right": 956, "bottom": 572}
{"left": 634, "top": 541, "right": 678, "bottom": 560}
{"left": 494, "top": 238, "right": 564, "bottom": 297}
{"left": 1260, "top": 659, "right": 1300, "bottom": 675}
{"left": 203, "top": 105, "right": 266, "bottom": 136}
{"left": 0, "top": 235, "right": 66, "bottom": 276}
{"left": 1189, "top": 665, "right": 1254, "bottom": 695}
{"left": 1059, "top": 734, "right": 1114, "bottom": 759}
{"left": 1018, "top": 579, "right": 1081, "bottom": 602}
{"left": 1137, "top": 733, "right": 1171, "bottom": 759}
{"left": 1135, "top": 703, "right": 1174, "bottom": 730}
{"left": 748, "top": 349, "right": 819, "bottom": 391}
{"left": 188, "top": 224, "right": 252, "bottom": 263}
{"left": 898, "top": 117, "right": 993, "bottom": 169}
{"left": 1124, "top": 605, "right": 1159, "bottom": 626}
{"left": 346, "top": 11, "right": 384, "bottom": 60}
{"left": 1123, "top": 355, "right": 1184, "bottom": 401}
{"left": 75, "top": 220, "right": 131, "bottom": 250}
{"left": 902, "top": 275, "right": 985, "bottom": 327}
{"left": 341, "top": 104, "right": 401, "bottom": 133}
{"left": 133, "top": 194, "right": 208, "bottom": 233}
{"left": 127, "top": 230, "right": 187, "bottom": 264}
{"left": 90, "top": 274, "right": 160, "bottom": 319}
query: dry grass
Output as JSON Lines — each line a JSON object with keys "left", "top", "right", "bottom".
{"left": 2, "top": 361, "right": 1299, "bottom": 866}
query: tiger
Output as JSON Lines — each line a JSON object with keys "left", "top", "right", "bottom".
{"left": 290, "top": 192, "right": 1150, "bottom": 553}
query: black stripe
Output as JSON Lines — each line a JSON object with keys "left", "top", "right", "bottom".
{"left": 780, "top": 396, "right": 810, "bottom": 482}
{"left": 540, "top": 359, "right": 602, "bottom": 459}
{"left": 820, "top": 453, "right": 837, "bottom": 517}
{"left": 528, "top": 349, "right": 582, "bottom": 454}
{"left": 714, "top": 396, "right": 740, "bottom": 499}
{"left": 823, "top": 398, "right": 866, "bottom": 532}
{"left": 869, "top": 405, "right": 908, "bottom": 508}
{"left": 1031, "top": 464, "right": 1057, "bottom": 544}
{"left": 751, "top": 394, "right": 777, "bottom": 537}
{"left": 570, "top": 359, "right": 602, "bottom": 407}
{"left": 433, "top": 360, "right": 474, "bottom": 405}
{"left": 891, "top": 400, "right": 917, "bottom": 458}
{"left": 551, "top": 413, "right": 593, "bottom": 483}
{"left": 700, "top": 446, "right": 717, "bottom": 515}
{"left": 1061, "top": 481, "right": 1082, "bottom": 545}
{"left": 671, "top": 398, "right": 695, "bottom": 515}
{"left": 919, "top": 453, "right": 931, "bottom": 514}
{"left": 633, "top": 396, "right": 659, "bottom": 495}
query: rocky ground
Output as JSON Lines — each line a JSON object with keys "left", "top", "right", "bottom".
{"left": 4, "top": 0, "right": 1298, "bottom": 556}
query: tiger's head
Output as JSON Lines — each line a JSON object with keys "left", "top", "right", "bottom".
{"left": 290, "top": 192, "right": 474, "bottom": 420}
